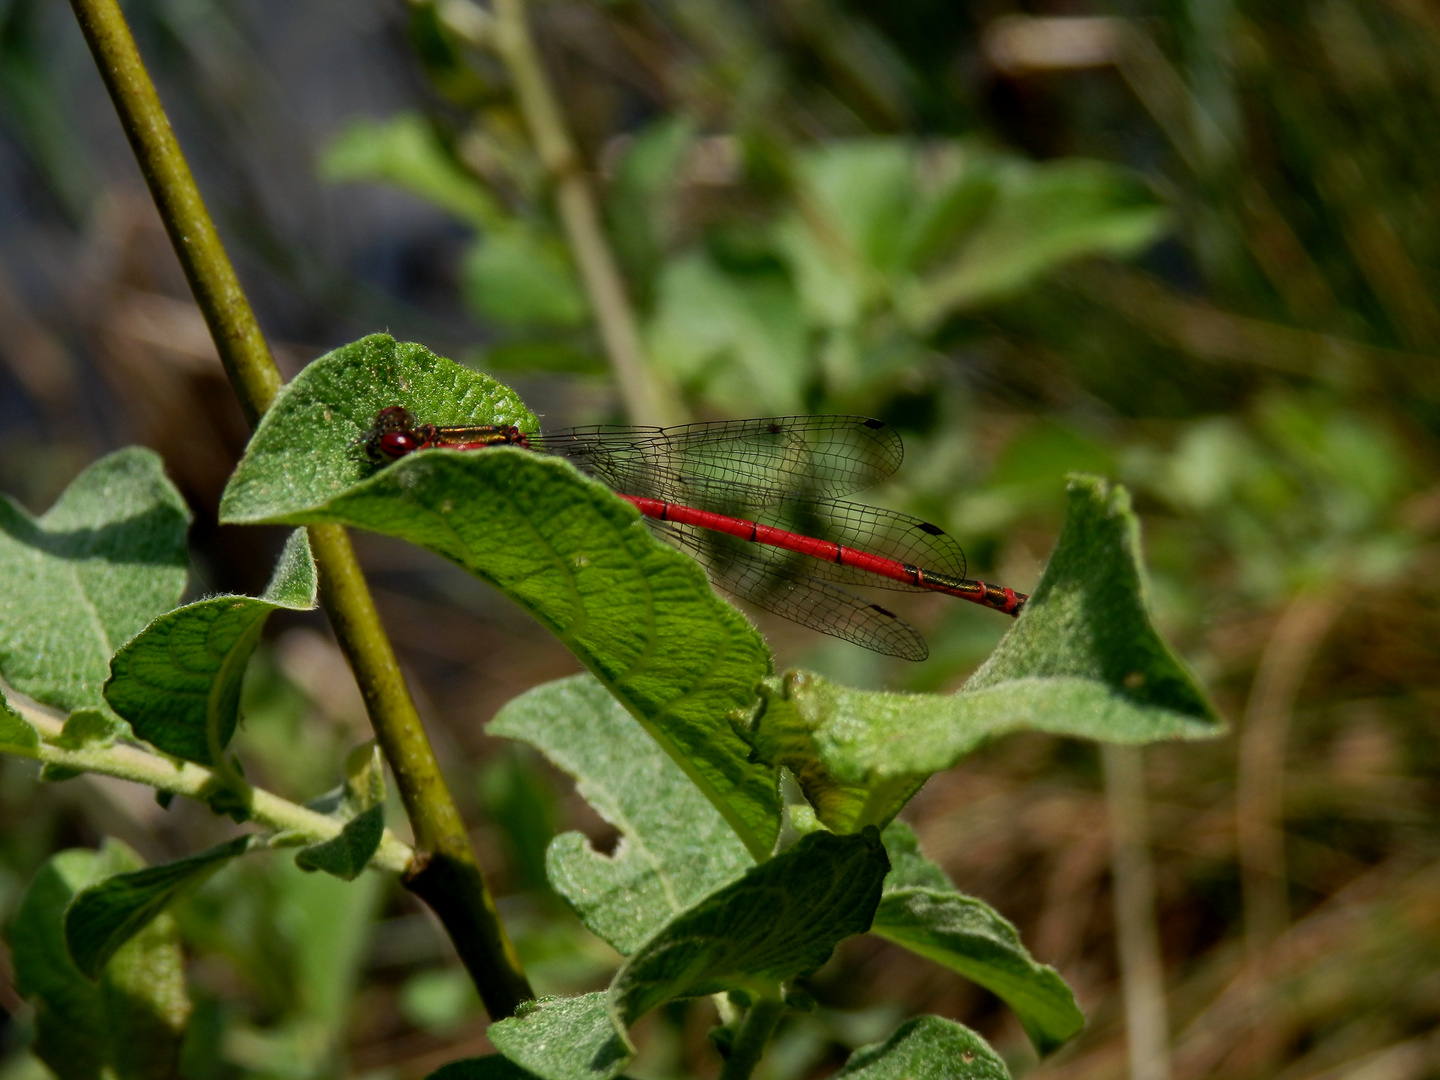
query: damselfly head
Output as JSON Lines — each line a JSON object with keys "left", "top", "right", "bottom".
{"left": 365, "top": 405, "right": 422, "bottom": 461}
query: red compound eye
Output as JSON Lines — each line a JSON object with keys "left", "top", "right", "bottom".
{"left": 377, "top": 430, "right": 419, "bottom": 457}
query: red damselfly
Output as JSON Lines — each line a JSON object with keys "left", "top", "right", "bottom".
{"left": 366, "top": 406, "right": 1027, "bottom": 660}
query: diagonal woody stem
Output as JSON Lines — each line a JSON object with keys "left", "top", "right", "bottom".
{"left": 66, "top": 0, "right": 532, "bottom": 1017}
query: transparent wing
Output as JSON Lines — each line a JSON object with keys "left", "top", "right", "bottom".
{"left": 648, "top": 520, "right": 930, "bottom": 661}
{"left": 537, "top": 415, "right": 903, "bottom": 507}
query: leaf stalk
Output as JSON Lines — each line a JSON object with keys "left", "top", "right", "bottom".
{"left": 12, "top": 699, "right": 412, "bottom": 873}
{"left": 717, "top": 992, "right": 785, "bottom": 1080}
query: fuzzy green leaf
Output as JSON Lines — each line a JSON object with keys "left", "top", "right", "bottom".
{"left": 104, "top": 529, "right": 317, "bottom": 765}
{"left": 65, "top": 834, "right": 260, "bottom": 979}
{"left": 293, "top": 805, "right": 384, "bottom": 881}
{"left": 903, "top": 158, "right": 1167, "bottom": 327}
{"left": 304, "top": 740, "right": 386, "bottom": 819}
{"left": 220, "top": 336, "right": 780, "bottom": 857}
{"left": 737, "top": 679, "right": 921, "bottom": 834}
{"left": 610, "top": 828, "right": 888, "bottom": 1027}
{"left": 762, "top": 477, "right": 1222, "bottom": 789}
{"left": 489, "top": 674, "right": 755, "bottom": 955}
{"left": 0, "top": 690, "right": 39, "bottom": 757}
{"left": 292, "top": 743, "right": 388, "bottom": 881}
{"left": 836, "top": 1016, "right": 1010, "bottom": 1080}
{"left": 487, "top": 993, "right": 632, "bottom": 1080}
{"left": 54, "top": 707, "right": 128, "bottom": 750}
{"left": 462, "top": 227, "right": 588, "bottom": 328}
{"left": 319, "top": 113, "right": 505, "bottom": 230}
{"left": 11, "top": 841, "right": 191, "bottom": 1080}
{"left": 218, "top": 334, "right": 535, "bottom": 521}
{"left": 0, "top": 448, "right": 189, "bottom": 714}
{"left": 101, "top": 911, "right": 192, "bottom": 1080}
{"left": 873, "top": 824, "right": 1083, "bottom": 1055}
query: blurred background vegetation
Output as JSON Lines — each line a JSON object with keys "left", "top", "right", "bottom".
{"left": 2, "top": 0, "right": 1439, "bottom": 1078}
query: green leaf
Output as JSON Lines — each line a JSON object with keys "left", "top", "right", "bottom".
{"left": 903, "top": 159, "right": 1168, "bottom": 328}
{"left": 736, "top": 678, "right": 922, "bottom": 833}
{"left": 462, "top": 227, "right": 589, "bottom": 328}
{"left": 399, "top": 968, "right": 479, "bottom": 1032}
{"left": 65, "top": 834, "right": 260, "bottom": 979}
{"left": 772, "top": 477, "right": 1222, "bottom": 786}
{"left": 293, "top": 806, "right": 384, "bottom": 880}
{"left": 488, "top": 993, "right": 633, "bottom": 1080}
{"left": 270, "top": 855, "right": 387, "bottom": 1032}
{"left": 0, "top": 448, "right": 190, "bottom": 714}
{"left": 795, "top": 140, "right": 915, "bottom": 276}
{"left": 220, "top": 337, "right": 780, "bottom": 858}
{"left": 102, "top": 911, "right": 192, "bottom": 1080}
{"left": 478, "top": 341, "right": 607, "bottom": 375}
{"left": 605, "top": 115, "right": 697, "bottom": 289}
{"left": 54, "top": 706, "right": 129, "bottom": 750}
{"left": 219, "top": 334, "right": 534, "bottom": 522}
{"left": 10, "top": 841, "right": 191, "bottom": 1080}
{"left": 489, "top": 674, "right": 754, "bottom": 954}
{"left": 872, "top": 824, "right": 1083, "bottom": 1055}
{"left": 0, "top": 689, "right": 40, "bottom": 757}
{"left": 319, "top": 112, "right": 504, "bottom": 231}
{"left": 646, "top": 251, "right": 809, "bottom": 414}
{"left": 104, "top": 529, "right": 318, "bottom": 765}
{"left": 836, "top": 1016, "right": 1010, "bottom": 1080}
{"left": 609, "top": 828, "right": 889, "bottom": 1027}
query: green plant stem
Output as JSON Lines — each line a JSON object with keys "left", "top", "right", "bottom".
{"left": 67, "top": 0, "right": 533, "bottom": 1017}
{"left": 308, "top": 524, "right": 534, "bottom": 1012}
{"left": 66, "top": 0, "right": 279, "bottom": 424}
{"left": 488, "top": 0, "right": 678, "bottom": 426}
{"left": 718, "top": 994, "right": 784, "bottom": 1080}
{"left": 13, "top": 700, "right": 412, "bottom": 873}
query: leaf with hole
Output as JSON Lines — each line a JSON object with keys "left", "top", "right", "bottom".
{"left": 489, "top": 674, "right": 754, "bottom": 954}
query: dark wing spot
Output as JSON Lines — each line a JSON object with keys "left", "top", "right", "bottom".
{"left": 862, "top": 418, "right": 885, "bottom": 429}
{"left": 869, "top": 603, "right": 899, "bottom": 618}
{"left": 918, "top": 521, "right": 947, "bottom": 536}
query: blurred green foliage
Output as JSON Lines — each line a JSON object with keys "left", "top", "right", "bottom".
{"left": 3, "top": 0, "right": 1440, "bottom": 1077}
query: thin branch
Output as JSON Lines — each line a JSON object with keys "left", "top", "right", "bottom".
{"left": 11, "top": 698, "right": 412, "bottom": 873}
{"left": 66, "top": 0, "right": 532, "bottom": 1017}
{"left": 487, "top": 0, "right": 679, "bottom": 425}
{"left": 1103, "top": 743, "right": 1173, "bottom": 1080}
